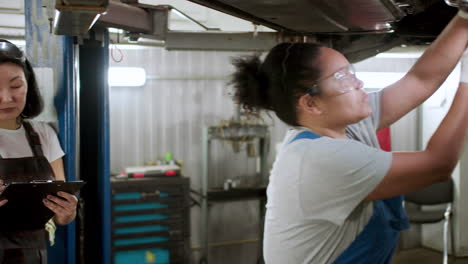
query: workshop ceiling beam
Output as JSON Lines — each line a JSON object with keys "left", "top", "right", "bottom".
{"left": 98, "top": 0, "right": 152, "bottom": 33}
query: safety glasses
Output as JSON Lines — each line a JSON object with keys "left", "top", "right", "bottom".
{"left": 308, "top": 64, "right": 361, "bottom": 96}
{"left": 0, "top": 40, "right": 25, "bottom": 62}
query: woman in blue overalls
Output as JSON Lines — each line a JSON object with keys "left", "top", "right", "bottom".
{"left": 230, "top": 8, "right": 468, "bottom": 264}
{"left": 0, "top": 40, "right": 78, "bottom": 263}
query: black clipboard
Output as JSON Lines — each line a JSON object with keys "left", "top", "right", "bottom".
{"left": 0, "top": 180, "right": 85, "bottom": 231}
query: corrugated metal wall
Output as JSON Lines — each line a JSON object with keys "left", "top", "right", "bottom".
{"left": 109, "top": 46, "right": 288, "bottom": 263}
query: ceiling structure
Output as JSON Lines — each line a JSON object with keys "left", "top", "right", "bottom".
{"left": 46, "top": 0, "right": 459, "bottom": 61}
{"left": 184, "top": 0, "right": 457, "bottom": 61}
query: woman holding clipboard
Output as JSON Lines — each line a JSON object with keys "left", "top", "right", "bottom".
{"left": 0, "top": 39, "right": 78, "bottom": 263}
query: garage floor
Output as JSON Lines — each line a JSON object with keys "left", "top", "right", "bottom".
{"left": 392, "top": 248, "right": 468, "bottom": 264}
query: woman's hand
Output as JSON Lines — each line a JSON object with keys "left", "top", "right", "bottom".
{"left": 0, "top": 180, "right": 8, "bottom": 207}
{"left": 43, "top": 191, "right": 78, "bottom": 225}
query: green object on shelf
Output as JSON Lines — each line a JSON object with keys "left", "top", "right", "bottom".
{"left": 165, "top": 152, "right": 172, "bottom": 163}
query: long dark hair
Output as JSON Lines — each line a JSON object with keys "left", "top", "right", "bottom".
{"left": 230, "top": 42, "right": 323, "bottom": 126}
{"left": 0, "top": 39, "right": 43, "bottom": 119}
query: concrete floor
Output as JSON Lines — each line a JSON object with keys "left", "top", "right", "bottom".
{"left": 392, "top": 248, "right": 468, "bottom": 264}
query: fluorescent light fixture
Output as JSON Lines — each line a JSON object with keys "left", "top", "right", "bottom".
{"left": 357, "top": 72, "right": 405, "bottom": 89}
{"left": 108, "top": 27, "right": 124, "bottom": 34}
{"left": 375, "top": 52, "right": 422, "bottom": 58}
{"left": 108, "top": 67, "right": 146, "bottom": 87}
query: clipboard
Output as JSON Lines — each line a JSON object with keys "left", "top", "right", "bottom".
{"left": 0, "top": 180, "right": 85, "bottom": 231}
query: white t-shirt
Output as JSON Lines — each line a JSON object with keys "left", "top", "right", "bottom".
{"left": 263, "top": 92, "right": 392, "bottom": 264}
{"left": 0, "top": 120, "right": 64, "bottom": 162}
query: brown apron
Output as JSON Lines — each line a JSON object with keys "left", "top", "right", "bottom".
{"left": 0, "top": 121, "right": 55, "bottom": 263}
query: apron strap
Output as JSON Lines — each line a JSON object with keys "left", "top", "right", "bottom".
{"left": 289, "top": 130, "right": 321, "bottom": 144}
{"left": 23, "top": 121, "right": 45, "bottom": 157}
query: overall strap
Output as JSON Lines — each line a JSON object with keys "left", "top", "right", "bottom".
{"left": 23, "top": 121, "right": 44, "bottom": 157}
{"left": 289, "top": 130, "right": 321, "bottom": 144}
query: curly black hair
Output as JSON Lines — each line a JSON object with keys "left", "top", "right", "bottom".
{"left": 230, "top": 42, "right": 323, "bottom": 126}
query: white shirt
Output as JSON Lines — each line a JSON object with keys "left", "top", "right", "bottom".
{"left": 0, "top": 120, "right": 64, "bottom": 162}
{"left": 263, "top": 92, "right": 392, "bottom": 264}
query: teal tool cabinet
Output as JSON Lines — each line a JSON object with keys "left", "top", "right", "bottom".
{"left": 111, "top": 177, "right": 190, "bottom": 264}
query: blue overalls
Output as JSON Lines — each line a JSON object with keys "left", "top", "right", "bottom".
{"left": 289, "top": 131, "right": 410, "bottom": 264}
